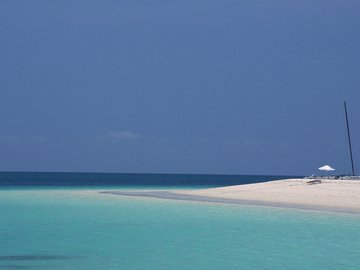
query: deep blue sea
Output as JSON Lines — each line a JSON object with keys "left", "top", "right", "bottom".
{"left": 1, "top": 172, "right": 359, "bottom": 270}
{"left": 0, "top": 171, "right": 293, "bottom": 187}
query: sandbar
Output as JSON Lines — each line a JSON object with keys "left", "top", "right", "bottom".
{"left": 101, "top": 178, "right": 360, "bottom": 214}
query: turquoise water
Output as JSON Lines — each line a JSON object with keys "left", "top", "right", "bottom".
{"left": 1, "top": 188, "right": 360, "bottom": 270}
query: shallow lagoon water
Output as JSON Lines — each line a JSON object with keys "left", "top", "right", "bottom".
{"left": 1, "top": 188, "right": 360, "bottom": 270}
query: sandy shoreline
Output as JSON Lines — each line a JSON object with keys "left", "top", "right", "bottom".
{"left": 100, "top": 178, "right": 360, "bottom": 214}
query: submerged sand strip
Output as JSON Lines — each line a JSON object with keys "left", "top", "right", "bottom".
{"left": 100, "top": 179, "right": 360, "bottom": 214}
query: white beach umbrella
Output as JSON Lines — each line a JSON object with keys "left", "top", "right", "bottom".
{"left": 318, "top": 165, "right": 335, "bottom": 171}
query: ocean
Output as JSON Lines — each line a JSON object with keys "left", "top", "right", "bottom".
{"left": 1, "top": 172, "right": 359, "bottom": 270}
{"left": 0, "top": 172, "right": 291, "bottom": 187}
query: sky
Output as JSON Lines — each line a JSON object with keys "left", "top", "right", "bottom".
{"left": 0, "top": 0, "right": 359, "bottom": 175}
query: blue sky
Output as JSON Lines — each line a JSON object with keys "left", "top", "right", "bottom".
{"left": 0, "top": 0, "right": 359, "bottom": 175}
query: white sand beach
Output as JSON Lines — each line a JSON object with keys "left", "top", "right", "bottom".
{"left": 101, "top": 179, "right": 360, "bottom": 214}
{"left": 179, "top": 178, "right": 360, "bottom": 210}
